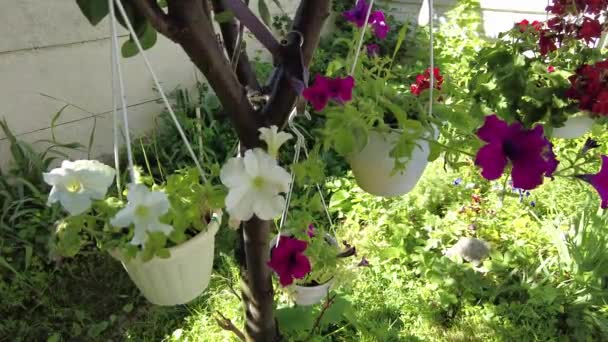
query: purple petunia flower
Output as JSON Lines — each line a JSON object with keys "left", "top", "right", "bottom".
{"left": 475, "top": 115, "right": 558, "bottom": 190}
{"left": 369, "top": 11, "right": 389, "bottom": 39}
{"left": 307, "top": 224, "right": 315, "bottom": 238}
{"left": 267, "top": 236, "right": 311, "bottom": 287}
{"left": 343, "top": 0, "right": 371, "bottom": 27}
{"left": 358, "top": 257, "right": 369, "bottom": 267}
{"left": 578, "top": 155, "right": 608, "bottom": 209}
{"left": 366, "top": 43, "right": 380, "bottom": 57}
{"left": 327, "top": 76, "right": 355, "bottom": 103}
{"left": 453, "top": 177, "right": 462, "bottom": 185}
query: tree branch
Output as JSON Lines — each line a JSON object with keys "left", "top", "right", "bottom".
{"left": 132, "top": 0, "right": 179, "bottom": 41}
{"left": 212, "top": 0, "right": 261, "bottom": 91}
{"left": 165, "top": 0, "right": 263, "bottom": 149}
{"left": 215, "top": 311, "right": 247, "bottom": 341}
{"left": 262, "top": 0, "right": 331, "bottom": 127}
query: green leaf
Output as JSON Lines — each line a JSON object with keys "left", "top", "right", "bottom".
{"left": 121, "top": 22, "right": 158, "bottom": 58}
{"left": 319, "top": 296, "right": 351, "bottom": 326}
{"left": 50, "top": 104, "right": 69, "bottom": 143}
{"left": 329, "top": 190, "right": 350, "bottom": 210}
{"left": 87, "top": 321, "right": 109, "bottom": 338}
{"left": 258, "top": 0, "right": 272, "bottom": 27}
{"left": 392, "top": 23, "right": 409, "bottom": 61}
{"left": 276, "top": 306, "right": 314, "bottom": 332}
{"left": 214, "top": 11, "right": 235, "bottom": 24}
{"left": 76, "top": 0, "right": 109, "bottom": 26}
{"left": 47, "top": 333, "right": 61, "bottom": 342}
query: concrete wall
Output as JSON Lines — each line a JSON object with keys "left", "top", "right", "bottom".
{"left": 0, "top": 0, "right": 547, "bottom": 169}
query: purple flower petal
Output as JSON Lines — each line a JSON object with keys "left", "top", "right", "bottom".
{"left": 476, "top": 114, "right": 512, "bottom": 143}
{"left": 343, "top": 0, "right": 370, "bottom": 27}
{"left": 475, "top": 142, "right": 508, "bottom": 181}
{"left": 589, "top": 155, "right": 608, "bottom": 208}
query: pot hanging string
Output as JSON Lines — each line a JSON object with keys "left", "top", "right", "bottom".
{"left": 428, "top": 0, "right": 435, "bottom": 120}
{"left": 112, "top": 0, "right": 207, "bottom": 183}
{"left": 108, "top": 0, "right": 135, "bottom": 187}
{"left": 276, "top": 109, "right": 336, "bottom": 248}
{"left": 350, "top": 0, "right": 376, "bottom": 76}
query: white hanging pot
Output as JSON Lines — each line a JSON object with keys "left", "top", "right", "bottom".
{"left": 293, "top": 279, "right": 335, "bottom": 306}
{"left": 270, "top": 233, "right": 338, "bottom": 306}
{"left": 114, "top": 210, "right": 222, "bottom": 306}
{"left": 349, "top": 129, "right": 433, "bottom": 197}
{"left": 552, "top": 115, "right": 594, "bottom": 139}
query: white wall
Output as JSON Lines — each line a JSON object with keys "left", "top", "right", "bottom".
{"left": 0, "top": 0, "right": 548, "bottom": 169}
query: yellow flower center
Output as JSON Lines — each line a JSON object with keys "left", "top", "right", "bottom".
{"left": 65, "top": 179, "right": 82, "bottom": 193}
{"left": 135, "top": 205, "right": 149, "bottom": 218}
{"left": 252, "top": 176, "right": 265, "bottom": 189}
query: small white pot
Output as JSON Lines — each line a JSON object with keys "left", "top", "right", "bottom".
{"left": 270, "top": 233, "right": 338, "bottom": 306}
{"left": 553, "top": 115, "right": 594, "bottom": 139}
{"left": 115, "top": 211, "right": 222, "bottom": 306}
{"left": 293, "top": 279, "right": 334, "bottom": 306}
{"left": 349, "top": 130, "right": 433, "bottom": 197}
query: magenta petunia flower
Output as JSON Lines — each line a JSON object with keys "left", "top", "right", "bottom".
{"left": 369, "top": 11, "right": 389, "bottom": 39}
{"left": 302, "top": 74, "right": 330, "bottom": 111}
{"left": 579, "top": 155, "right": 608, "bottom": 208}
{"left": 366, "top": 43, "right": 380, "bottom": 57}
{"left": 303, "top": 74, "right": 355, "bottom": 111}
{"left": 326, "top": 76, "right": 355, "bottom": 103}
{"left": 475, "top": 115, "right": 558, "bottom": 190}
{"left": 268, "top": 235, "right": 311, "bottom": 287}
{"left": 343, "top": 0, "right": 371, "bottom": 28}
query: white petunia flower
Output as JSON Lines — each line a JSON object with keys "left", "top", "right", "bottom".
{"left": 258, "top": 125, "right": 292, "bottom": 158}
{"left": 110, "top": 183, "right": 173, "bottom": 247}
{"left": 43, "top": 160, "right": 115, "bottom": 215}
{"left": 220, "top": 148, "right": 291, "bottom": 221}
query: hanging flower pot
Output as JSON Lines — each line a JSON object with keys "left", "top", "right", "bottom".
{"left": 552, "top": 114, "right": 595, "bottom": 139}
{"left": 269, "top": 233, "right": 341, "bottom": 306}
{"left": 114, "top": 211, "right": 222, "bottom": 306}
{"left": 349, "top": 130, "right": 433, "bottom": 197}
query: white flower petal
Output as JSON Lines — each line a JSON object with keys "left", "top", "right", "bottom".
{"left": 243, "top": 149, "right": 262, "bottom": 177}
{"left": 253, "top": 193, "right": 285, "bottom": 220}
{"left": 130, "top": 224, "right": 148, "bottom": 246}
{"left": 126, "top": 183, "right": 149, "bottom": 203}
{"left": 144, "top": 191, "right": 170, "bottom": 215}
{"left": 268, "top": 165, "right": 292, "bottom": 193}
{"left": 110, "top": 204, "right": 136, "bottom": 227}
{"left": 220, "top": 157, "right": 247, "bottom": 188}
{"left": 259, "top": 125, "right": 292, "bottom": 158}
{"left": 225, "top": 186, "right": 255, "bottom": 221}
{"left": 59, "top": 192, "right": 92, "bottom": 216}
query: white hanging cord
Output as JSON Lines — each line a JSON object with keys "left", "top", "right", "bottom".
{"left": 428, "top": 0, "right": 434, "bottom": 119}
{"left": 350, "top": 0, "right": 376, "bottom": 76}
{"left": 277, "top": 109, "right": 336, "bottom": 247}
{"left": 109, "top": 0, "right": 136, "bottom": 183}
{"left": 109, "top": 0, "right": 122, "bottom": 198}
{"left": 112, "top": 0, "right": 207, "bottom": 183}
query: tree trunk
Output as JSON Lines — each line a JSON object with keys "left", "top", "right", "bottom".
{"left": 241, "top": 217, "right": 278, "bottom": 341}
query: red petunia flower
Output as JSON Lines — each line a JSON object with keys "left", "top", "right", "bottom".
{"left": 267, "top": 235, "right": 311, "bottom": 287}
{"left": 547, "top": 65, "right": 556, "bottom": 73}
{"left": 577, "top": 17, "right": 602, "bottom": 44}
{"left": 475, "top": 115, "right": 558, "bottom": 190}
{"left": 410, "top": 67, "right": 444, "bottom": 96}
{"left": 539, "top": 30, "right": 558, "bottom": 55}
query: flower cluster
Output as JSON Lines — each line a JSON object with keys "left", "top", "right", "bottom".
{"left": 267, "top": 235, "right": 311, "bottom": 287}
{"left": 475, "top": 115, "right": 558, "bottom": 190}
{"left": 517, "top": 19, "right": 543, "bottom": 32}
{"left": 565, "top": 59, "right": 608, "bottom": 115}
{"left": 303, "top": 74, "right": 355, "bottom": 111}
{"left": 410, "top": 67, "right": 444, "bottom": 96}
{"left": 540, "top": 0, "right": 608, "bottom": 54}
{"left": 343, "top": 0, "right": 390, "bottom": 39}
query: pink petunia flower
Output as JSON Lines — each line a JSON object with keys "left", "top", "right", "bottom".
{"left": 307, "top": 224, "right": 315, "bottom": 238}
{"left": 267, "top": 236, "right": 311, "bottom": 287}
{"left": 475, "top": 115, "right": 558, "bottom": 190}
{"left": 579, "top": 155, "right": 608, "bottom": 208}
{"left": 547, "top": 65, "right": 556, "bottom": 73}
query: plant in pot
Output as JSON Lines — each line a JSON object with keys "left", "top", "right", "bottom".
{"left": 303, "top": 3, "right": 451, "bottom": 197}
{"left": 45, "top": 162, "right": 225, "bottom": 306}
{"left": 467, "top": 4, "right": 608, "bottom": 140}
{"left": 268, "top": 224, "right": 357, "bottom": 306}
